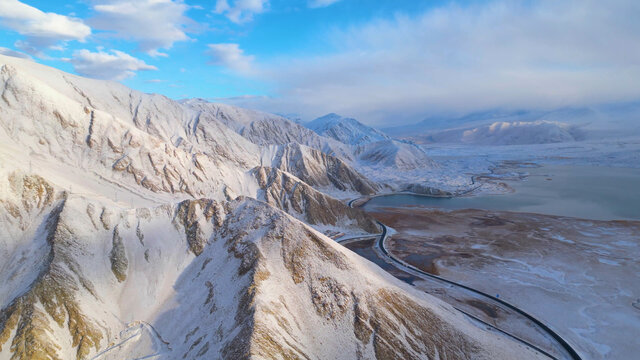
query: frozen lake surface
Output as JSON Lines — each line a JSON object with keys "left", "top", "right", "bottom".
{"left": 366, "top": 164, "right": 640, "bottom": 220}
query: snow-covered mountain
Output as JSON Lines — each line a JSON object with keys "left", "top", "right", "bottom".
{"left": 305, "top": 113, "right": 437, "bottom": 171}
{"left": 410, "top": 120, "right": 586, "bottom": 145}
{"left": 382, "top": 105, "right": 640, "bottom": 145}
{"left": 0, "top": 54, "right": 540, "bottom": 359}
{"left": 307, "top": 113, "right": 389, "bottom": 146}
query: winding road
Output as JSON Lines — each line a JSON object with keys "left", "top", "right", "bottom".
{"left": 344, "top": 197, "right": 582, "bottom": 360}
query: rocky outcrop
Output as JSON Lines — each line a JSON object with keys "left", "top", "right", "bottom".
{"left": 403, "top": 183, "right": 453, "bottom": 197}
{"left": 110, "top": 226, "right": 128, "bottom": 282}
{"left": 173, "top": 199, "right": 227, "bottom": 255}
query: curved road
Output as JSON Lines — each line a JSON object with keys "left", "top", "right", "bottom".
{"left": 346, "top": 197, "right": 581, "bottom": 360}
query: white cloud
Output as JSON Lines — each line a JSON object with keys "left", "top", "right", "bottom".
{"left": 0, "top": 46, "right": 32, "bottom": 59}
{"left": 206, "top": 43, "right": 254, "bottom": 73}
{"left": 65, "top": 49, "right": 157, "bottom": 80}
{"left": 214, "top": 0, "right": 268, "bottom": 23}
{"left": 240, "top": 0, "right": 640, "bottom": 126}
{"left": 308, "top": 0, "right": 342, "bottom": 8}
{"left": 89, "top": 0, "right": 191, "bottom": 56}
{"left": 0, "top": 0, "right": 91, "bottom": 56}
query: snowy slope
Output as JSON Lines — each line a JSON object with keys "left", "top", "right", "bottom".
{"left": 0, "top": 54, "right": 373, "bottom": 211}
{"left": 266, "top": 143, "right": 379, "bottom": 196}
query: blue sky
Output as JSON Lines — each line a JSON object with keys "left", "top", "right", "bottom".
{"left": 1, "top": 0, "right": 639, "bottom": 126}
{"left": 0, "top": 0, "right": 443, "bottom": 98}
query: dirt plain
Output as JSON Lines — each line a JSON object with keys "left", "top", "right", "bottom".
{"left": 365, "top": 205, "right": 640, "bottom": 359}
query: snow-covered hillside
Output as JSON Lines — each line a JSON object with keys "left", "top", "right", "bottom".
{"left": 0, "top": 54, "right": 540, "bottom": 359}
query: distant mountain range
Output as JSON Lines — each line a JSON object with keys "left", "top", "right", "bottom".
{"left": 383, "top": 104, "right": 640, "bottom": 145}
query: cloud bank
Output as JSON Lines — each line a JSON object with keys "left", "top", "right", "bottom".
{"left": 0, "top": 46, "right": 31, "bottom": 59}
{"left": 228, "top": 0, "right": 640, "bottom": 125}
{"left": 0, "top": 0, "right": 90, "bottom": 56}
{"left": 65, "top": 49, "right": 157, "bottom": 80}
{"left": 206, "top": 43, "right": 254, "bottom": 73}
{"left": 89, "top": 0, "right": 192, "bottom": 56}
{"left": 308, "top": 0, "right": 342, "bottom": 9}
{"left": 214, "top": 0, "right": 268, "bottom": 24}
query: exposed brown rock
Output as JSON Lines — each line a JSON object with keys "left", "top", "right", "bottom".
{"left": 110, "top": 226, "right": 128, "bottom": 282}
{"left": 174, "top": 199, "right": 220, "bottom": 256}
{"left": 0, "top": 201, "right": 103, "bottom": 360}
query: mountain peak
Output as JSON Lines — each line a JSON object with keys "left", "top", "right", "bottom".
{"left": 307, "top": 114, "right": 389, "bottom": 146}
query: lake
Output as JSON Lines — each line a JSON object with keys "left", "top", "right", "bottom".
{"left": 365, "top": 165, "right": 640, "bottom": 221}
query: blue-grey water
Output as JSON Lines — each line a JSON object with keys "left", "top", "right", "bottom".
{"left": 365, "top": 165, "right": 640, "bottom": 221}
